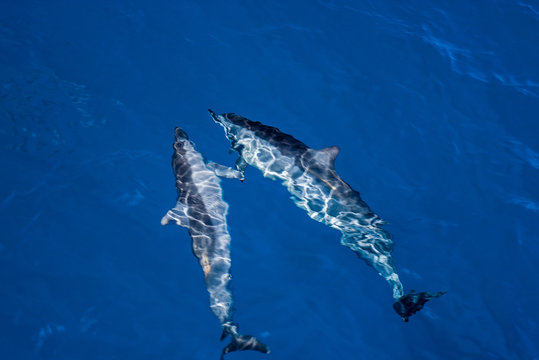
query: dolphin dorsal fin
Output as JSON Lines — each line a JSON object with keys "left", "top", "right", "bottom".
{"left": 315, "top": 146, "right": 340, "bottom": 168}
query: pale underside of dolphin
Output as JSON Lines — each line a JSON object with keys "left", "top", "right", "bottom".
{"left": 209, "top": 110, "right": 445, "bottom": 321}
{"left": 161, "top": 127, "right": 269, "bottom": 358}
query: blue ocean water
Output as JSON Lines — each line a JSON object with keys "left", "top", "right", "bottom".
{"left": 1, "top": 0, "right": 538, "bottom": 359}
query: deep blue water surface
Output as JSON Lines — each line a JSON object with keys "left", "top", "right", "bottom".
{"left": 1, "top": 1, "right": 538, "bottom": 359}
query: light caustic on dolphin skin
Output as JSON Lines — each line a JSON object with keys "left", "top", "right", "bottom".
{"left": 209, "top": 109, "right": 445, "bottom": 321}
{"left": 161, "top": 127, "right": 269, "bottom": 358}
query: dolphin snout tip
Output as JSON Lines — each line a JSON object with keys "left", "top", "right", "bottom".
{"left": 208, "top": 109, "right": 220, "bottom": 122}
{"left": 174, "top": 127, "right": 189, "bottom": 140}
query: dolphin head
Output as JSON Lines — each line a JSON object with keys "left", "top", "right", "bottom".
{"left": 208, "top": 109, "right": 241, "bottom": 143}
{"left": 174, "top": 127, "right": 189, "bottom": 140}
{"left": 173, "top": 127, "right": 193, "bottom": 152}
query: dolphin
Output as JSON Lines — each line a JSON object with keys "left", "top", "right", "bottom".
{"left": 209, "top": 110, "right": 445, "bottom": 321}
{"left": 161, "top": 127, "right": 269, "bottom": 358}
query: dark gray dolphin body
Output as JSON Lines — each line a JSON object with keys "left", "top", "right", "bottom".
{"left": 161, "top": 127, "right": 269, "bottom": 358}
{"left": 209, "top": 110, "right": 445, "bottom": 321}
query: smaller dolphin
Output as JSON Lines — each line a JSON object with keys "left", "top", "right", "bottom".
{"left": 161, "top": 127, "right": 269, "bottom": 358}
{"left": 209, "top": 110, "right": 445, "bottom": 321}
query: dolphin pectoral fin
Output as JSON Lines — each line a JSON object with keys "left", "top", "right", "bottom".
{"left": 161, "top": 204, "right": 189, "bottom": 228}
{"left": 206, "top": 162, "right": 244, "bottom": 181}
{"left": 393, "top": 290, "right": 446, "bottom": 322}
{"left": 234, "top": 156, "right": 247, "bottom": 180}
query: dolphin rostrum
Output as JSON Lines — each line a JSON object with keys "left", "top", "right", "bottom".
{"left": 161, "top": 127, "right": 270, "bottom": 358}
{"left": 209, "top": 110, "right": 445, "bottom": 321}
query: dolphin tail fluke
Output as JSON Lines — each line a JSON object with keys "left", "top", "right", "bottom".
{"left": 393, "top": 290, "right": 446, "bottom": 322}
{"left": 220, "top": 323, "right": 269, "bottom": 359}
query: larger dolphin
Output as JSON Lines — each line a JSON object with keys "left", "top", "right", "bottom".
{"left": 161, "top": 127, "right": 269, "bottom": 358}
{"left": 209, "top": 110, "right": 445, "bottom": 321}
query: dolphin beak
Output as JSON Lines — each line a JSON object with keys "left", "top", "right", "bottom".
{"left": 208, "top": 109, "right": 221, "bottom": 123}
{"left": 174, "top": 127, "right": 189, "bottom": 140}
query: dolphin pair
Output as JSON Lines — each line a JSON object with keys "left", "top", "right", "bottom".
{"left": 162, "top": 111, "right": 444, "bottom": 358}
{"left": 208, "top": 110, "right": 445, "bottom": 322}
{"left": 161, "top": 128, "right": 269, "bottom": 359}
